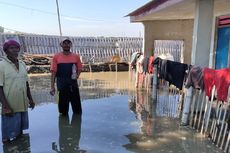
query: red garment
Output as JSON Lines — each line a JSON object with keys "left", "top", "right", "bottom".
{"left": 148, "top": 56, "right": 154, "bottom": 74}
{"left": 204, "top": 68, "right": 230, "bottom": 102}
{"left": 50, "top": 52, "right": 82, "bottom": 73}
{"left": 203, "top": 68, "right": 215, "bottom": 98}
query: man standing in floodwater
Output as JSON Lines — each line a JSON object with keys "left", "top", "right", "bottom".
{"left": 50, "top": 38, "right": 82, "bottom": 115}
{"left": 0, "top": 39, "right": 35, "bottom": 143}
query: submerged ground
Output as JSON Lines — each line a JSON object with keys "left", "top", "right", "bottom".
{"left": 0, "top": 72, "right": 222, "bottom": 153}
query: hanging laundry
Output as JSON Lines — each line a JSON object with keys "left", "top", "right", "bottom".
{"left": 158, "top": 58, "right": 167, "bottom": 79}
{"left": 136, "top": 55, "right": 144, "bottom": 74}
{"left": 152, "top": 57, "right": 164, "bottom": 79}
{"left": 165, "top": 60, "right": 188, "bottom": 90}
{"left": 136, "top": 54, "right": 145, "bottom": 88}
{"left": 204, "top": 68, "right": 230, "bottom": 102}
{"left": 153, "top": 57, "right": 187, "bottom": 89}
{"left": 158, "top": 53, "right": 174, "bottom": 61}
{"left": 130, "top": 51, "right": 141, "bottom": 69}
{"left": 185, "top": 66, "right": 204, "bottom": 90}
{"left": 143, "top": 57, "right": 149, "bottom": 74}
{"left": 148, "top": 55, "right": 154, "bottom": 74}
{"left": 203, "top": 68, "right": 218, "bottom": 100}
{"left": 153, "top": 57, "right": 161, "bottom": 65}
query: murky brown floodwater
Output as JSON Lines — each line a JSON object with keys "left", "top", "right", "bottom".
{"left": 0, "top": 72, "right": 223, "bottom": 153}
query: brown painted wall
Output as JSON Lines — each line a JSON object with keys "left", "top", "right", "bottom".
{"left": 143, "top": 19, "right": 194, "bottom": 64}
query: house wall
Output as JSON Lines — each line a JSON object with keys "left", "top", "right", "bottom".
{"left": 143, "top": 19, "right": 194, "bottom": 64}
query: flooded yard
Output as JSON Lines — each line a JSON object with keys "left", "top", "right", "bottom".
{"left": 0, "top": 72, "right": 223, "bottom": 153}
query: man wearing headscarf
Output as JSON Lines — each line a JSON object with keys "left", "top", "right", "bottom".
{"left": 0, "top": 39, "right": 35, "bottom": 143}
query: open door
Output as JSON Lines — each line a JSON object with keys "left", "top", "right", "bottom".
{"left": 228, "top": 40, "right": 230, "bottom": 67}
{"left": 215, "top": 15, "right": 230, "bottom": 69}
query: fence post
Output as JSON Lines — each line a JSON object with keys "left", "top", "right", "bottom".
{"left": 89, "top": 62, "right": 92, "bottom": 72}
{"left": 152, "top": 65, "right": 158, "bottom": 102}
{"left": 181, "top": 87, "right": 193, "bottom": 126}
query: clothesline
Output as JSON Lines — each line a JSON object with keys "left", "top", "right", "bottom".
{"left": 154, "top": 57, "right": 230, "bottom": 102}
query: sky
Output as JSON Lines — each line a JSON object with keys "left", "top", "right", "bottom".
{"left": 0, "top": 0, "right": 150, "bottom": 37}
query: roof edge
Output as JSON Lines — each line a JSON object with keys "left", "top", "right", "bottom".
{"left": 125, "top": 0, "right": 168, "bottom": 17}
{"left": 127, "top": 0, "right": 185, "bottom": 22}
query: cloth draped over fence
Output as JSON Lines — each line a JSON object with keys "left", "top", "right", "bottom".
{"left": 130, "top": 52, "right": 155, "bottom": 88}
{"left": 153, "top": 57, "right": 230, "bottom": 102}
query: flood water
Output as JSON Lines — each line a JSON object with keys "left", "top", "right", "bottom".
{"left": 0, "top": 72, "right": 223, "bottom": 153}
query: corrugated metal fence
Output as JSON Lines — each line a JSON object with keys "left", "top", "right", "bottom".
{"left": 0, "top": 33, "right": 143, "bottom": 63}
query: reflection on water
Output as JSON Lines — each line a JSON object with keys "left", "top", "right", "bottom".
{"left": 30, "top": 87, "right": 129, "bottom": 106}
{"left": 29, "top": 72, "right": 133, "bottom": 106}
{"left": 52, "top": 114, "right": 86, "bottom": 153}
{"left": 29, "top": 72, "right": 134, "bottom": 91}
{"left": 156, "top": 90, "right": 181, "bottom": 118}
{"left": 128, "top": 90, "right": 153, "bottom": 136}
{"left": 3, "top": 134, "right": 31, "bottom": 153}
{"left": 0, "top": 72, "right": 223, "bottom": 153}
